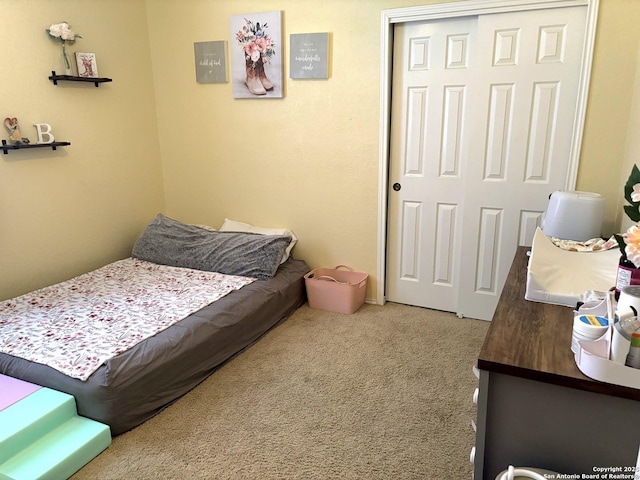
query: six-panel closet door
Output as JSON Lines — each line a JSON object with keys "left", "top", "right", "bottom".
{"left": 386, "top": 6, "right": 587, "bottom": 320}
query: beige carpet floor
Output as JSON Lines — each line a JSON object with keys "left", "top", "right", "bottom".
{"left": 72, "top": 302, "right": 490, "bottom": 480}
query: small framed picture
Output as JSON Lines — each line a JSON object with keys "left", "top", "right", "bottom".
{"left": 75, "top": 52, "right": 98, "bottom": 78}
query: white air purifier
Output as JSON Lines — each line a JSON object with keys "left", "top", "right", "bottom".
{"left": 541, "top": 191, "right": 604, "bottom": 241}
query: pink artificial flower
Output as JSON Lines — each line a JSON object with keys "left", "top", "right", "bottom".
{"left": 625, "top": 223, "right": 640, "bottom": 267}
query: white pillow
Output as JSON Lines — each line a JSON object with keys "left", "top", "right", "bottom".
{"left": 192, "top": 224, "right": 216, "bottom": 231}
{"left": 219, "top": 218, "right": 298, "bottom": 264}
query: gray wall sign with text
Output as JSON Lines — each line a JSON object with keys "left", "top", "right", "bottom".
{"left": 194, "top": 41, "right": 228, "bottom": 83}
{"left": 290, "top": 33, "right": 329, "bottom": 80}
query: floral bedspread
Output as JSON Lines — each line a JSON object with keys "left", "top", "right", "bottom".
{"left": 0, "top": 258, "right": 255, "bottom": 381}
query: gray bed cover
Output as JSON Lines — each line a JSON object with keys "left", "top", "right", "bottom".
{"left": 0, "top": 258, "right": 309, "bottom": 435}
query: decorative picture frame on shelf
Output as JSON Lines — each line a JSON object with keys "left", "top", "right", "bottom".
{"left": 229, "top": 10, "right": 283, "bottom": 99}
{"left": 75, "top": 52, "right": 98, "bottom": 78}
{"left": 194, "top": 41, "right": 228, "bottom": 83}
{"left": 290, "top": 33, "right": 330, "bottom": 80}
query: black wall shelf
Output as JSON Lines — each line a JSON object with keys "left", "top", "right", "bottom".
{"left": 2, "top": 139, "right": 70, "bottom": 155}
{"left": 48, "top": 71, "right": 112, "bottom": 87}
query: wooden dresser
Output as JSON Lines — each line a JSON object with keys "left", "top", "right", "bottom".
{"left": 473, "top": 246, "right": 640, "bottom": 479}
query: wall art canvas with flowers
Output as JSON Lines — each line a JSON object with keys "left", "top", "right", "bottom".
{"left": 230, "top": 11, "right": 283, "bottom": 99}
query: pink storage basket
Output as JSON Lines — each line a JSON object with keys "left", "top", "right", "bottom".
{"left": 304, "top": 265, "right": 368, "bottom": 314}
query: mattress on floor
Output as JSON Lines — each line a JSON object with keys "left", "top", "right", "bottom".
{"left": 0, "top": 258, "right": 309, "bottom": 435}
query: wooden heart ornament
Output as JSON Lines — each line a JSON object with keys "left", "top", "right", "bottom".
{"left": 4, "top": 117, "right": 18, "bottom": 132}
{"left": 4, "top": 117, "right": 29, "bottom": 144}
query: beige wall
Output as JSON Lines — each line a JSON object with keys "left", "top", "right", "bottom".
{"left": 1, "top": 0, "right": 639, "bottom": 303}
{"left": 579, "top": 0, "right": 640, "bottom": 235}
{"left": 148, "top": 0, "right": 640, "bottom": 303}
{"left": 619, "top": 42, "right": 640, "bottom": 233}
{"left": 146, "top": 0, "right": 390, "bottom": 301}
{"left": 0, "top": 0, "right": 164, "bottom": 300}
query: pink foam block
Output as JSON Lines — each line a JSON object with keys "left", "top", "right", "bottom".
{"left": 0, "top": 374, "right": 42, "bottom": 411}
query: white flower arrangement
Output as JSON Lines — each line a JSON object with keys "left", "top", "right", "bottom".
{"left": 46, "top": 22, "right": 81, "bottom": 43}
{"left": 46, "top": 22, "right": 81, "bottom": 72}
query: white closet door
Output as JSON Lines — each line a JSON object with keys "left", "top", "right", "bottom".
{"left": 386, "top": 5, "right": 587, "bottom": 320}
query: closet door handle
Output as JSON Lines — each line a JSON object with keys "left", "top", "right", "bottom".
{"left": 392, "top": 183, "right": 401, "bottom": 191}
